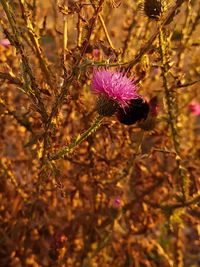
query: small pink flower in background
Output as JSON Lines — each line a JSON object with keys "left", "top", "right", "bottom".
{"left": 92, "top": 49, "right": 100, "bottom": 58}
{"left": 188, "top": 102, "right": 200, "bottom": 116}
{"left": 0, "top": 10, "right": 6, "bottom": 19}
{"left": 0, "top": 38, "right": 10, "bottom": 48}
{"left": 91, "top": 68, "right": 139, "bottom": 108}
{"left": 112, "top": 196, "right": 121, "bottom": 208}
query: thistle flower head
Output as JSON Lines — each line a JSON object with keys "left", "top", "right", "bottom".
{"left": 143, "top": 0, "right": 162, "bottom": 20}
{"left": 91, "top": 68, "right": 139, "bottom": 109}
{"left": 139, "top": 0, "right": 169, "bottom": 21}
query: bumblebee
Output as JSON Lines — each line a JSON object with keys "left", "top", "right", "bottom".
{"left": 117, "top": 98, "right": 150, "bottom": 125}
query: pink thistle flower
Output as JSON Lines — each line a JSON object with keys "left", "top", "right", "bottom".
{"left": 91, "top": 69, "right": 139, "bottom": 108}
{"left": 188, "top": 102, "right": 200, "bottom": 116}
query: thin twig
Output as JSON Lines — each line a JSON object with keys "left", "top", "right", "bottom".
{"left": 99, "top": 14, "right": 115, "bottom": 49}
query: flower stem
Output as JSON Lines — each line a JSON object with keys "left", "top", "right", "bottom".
{"left": 50, "top": 115, "right": 104, "bottom": 160}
